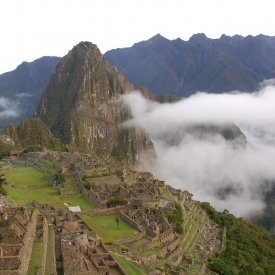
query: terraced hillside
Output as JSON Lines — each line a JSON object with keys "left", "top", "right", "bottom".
{"left": 1, "top": 154, "right": 94, "bottom": 210}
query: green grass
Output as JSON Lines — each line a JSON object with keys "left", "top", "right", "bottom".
{"left": 4, "top": 166, "right": 95, "bottom": 210}
{"left": 45, "top": 225, "right": 56, "bottom": 275}
{"left": 80, "top": 214, "right": 138, "bottom": 243}
{"left": 37, "top": 158, "right": 57, "bottom": 174}
{"left": 114, "top": 255, "right": 146, "bottom": 275}
{"left": 27, "top": 240, "right": 44, "bottom": 275}
{"left": 6, "top": 166, "right": 48, "bottom": 186}
{"left": 141, "top": 247, "right": 161, "bottom": 257}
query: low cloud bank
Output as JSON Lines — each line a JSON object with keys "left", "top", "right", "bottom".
{"left": 121, "top": 84, "right": 275, "bottom": 217}
{"left": 0, "top": 97, "right": 20, "bottom": 118}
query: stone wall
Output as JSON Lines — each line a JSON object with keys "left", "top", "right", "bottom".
{"left": 73, "top": 167, "right": 105, "bottom": 208}
{"left": 151, "top": 229, "right": 175, "bottom": 245}
{"left": 80, "top": 206, "right": 123, "bottom": 216}
{"left": 86, "top": 190, "right": 105, "bottom": 208}
{"left": 0, "top": 258, "right": 21, "bottom": 271}
{"left": 41, "top": 217, "right": 49, "bottom": 275}
{"left": 120, "top": 211, "right": 143, "bottom": 231}
{"left": 72, "top": 167, "right": 85, "bottom": 192}
{"left": 119, "top": 231, "right": 146, "bottom": 244}
{"left": 18, "top": 210, "right": 38, "bottom": 274}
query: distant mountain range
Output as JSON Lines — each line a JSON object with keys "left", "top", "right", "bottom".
{"left": 0, "top": 56, "right": 60, "bottom": 129}
{"left": 105, "top": 34, "right": 275, "bottom": 96}
{"left": 1, "top": 34, "right": 275, "bottom": 131}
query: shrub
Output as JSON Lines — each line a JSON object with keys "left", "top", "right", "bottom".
{"left": 106, "top": 198, "right": 128, "bottom": 208}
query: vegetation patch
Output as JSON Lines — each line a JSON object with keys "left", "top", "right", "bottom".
{"left": 0, "top": 173, "right": 7, "bottom": 195}
{"left": 106, "top": 198, "right": 128, "bottom": 208}
{"left": 201, "top": 202, "right": 275, "bottom": 275}
{"left": 141, "top": 247, "right": 161, "bottom": 257}
{"left": 80, "top": 214, "right": 138, "bottom": 243}
{"left": 45, "top": 226, "right": 56, "bottom": 275}
{"left": 4, "top": 166, "right": 95, "bottom": 210}
{"left": 167, "top": 202, "right": 184, "bottom": 234}
{"left": 113, "top": 254, "right": 146, "bottom": 275}
{"left": 27, "top": 240, "right": 44, "bottom": 275}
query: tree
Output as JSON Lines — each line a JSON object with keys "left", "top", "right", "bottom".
{"left": 115, "top": 216, "right": 120, "bottom": 229}
{"left": 106, "top": 198, "right": 127, "bottom": 208}
{"left": 54, "top": 170, "right": 66, "bottom": 186}
{"left": 0, "top": 174, "right": 7, "bottom": 195}
{"left": 0, "top": 174, "right": 6, "bottom": 184}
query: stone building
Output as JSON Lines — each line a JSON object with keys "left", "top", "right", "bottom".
{"left": 0, "top": 207, "right": 37, "bottom": 274}
{"left": 122, "top": 200, "right": 175, "bottom": 245}
{"left": 39, "top": 205, "right": 126, "bottom": 275}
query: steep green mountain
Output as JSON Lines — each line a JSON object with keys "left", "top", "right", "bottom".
{"left": 0, "top": 56, "right": 60, "bottom": 129}
{"left": 2, "top": 118, "right": 63, "bottom": 150}
{"left": 105, "top": 34, "right": 275, "bottom": 96}
{"left": 36, "top": 42, "right": 151, "bottom": 163}
{"left": 253, "top": 183, "right": 275, "bottom": 235}
{"left": 202, "top": 202, "right": 275, "bottom": 275}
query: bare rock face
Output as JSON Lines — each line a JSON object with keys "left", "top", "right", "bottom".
{"left": 36, "top": 42, "right": 152, "bottom": 163}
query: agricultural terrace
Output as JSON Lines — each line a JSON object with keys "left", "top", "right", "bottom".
{"left": 3, "top": 163, "right": 95, "bottom": 210}
{"left": 113, "top": 255, "right": 146, "bottom": 275}
{"left": 80, "top": 214, "right": 139, "bottom": 243}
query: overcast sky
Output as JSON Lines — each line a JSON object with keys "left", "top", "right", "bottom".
{"left": 1, "top": 0, "right": 275, "bottom": 74}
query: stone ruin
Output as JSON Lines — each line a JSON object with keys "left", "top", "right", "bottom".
{"left": 84, "top": 171, "right": 164, "bottom": 208}
{"left": 40, "top": 205, "right": 126, "bottom": 275}
{"left": 122, "top": 199, "right": 175, "bottom": 244}
{"left": 0, "top": 206, "right": 37, "bottom": 274}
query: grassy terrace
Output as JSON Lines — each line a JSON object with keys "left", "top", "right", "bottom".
{"left": 45, "top": 225, "right": 55, "bottom": 275}
{"left": 181, "top": 204, "right": 207, "bottom": 252}
{"left": 80, "top": 214, "right": 139, "bottom": 243}
{"left": 4, "top": 166, "right": 95, "bottom": 210}
{"left": 141, "top": 247, "right": 161, "bottom": 257}
{"left": 27, "top": 240, "right": 44, "bottom": 275}
{"left": 113, "top": 255, "right": 146, "bottom": 275}
{"left": 37, "top": 157, "right": 58, "bottom": 174}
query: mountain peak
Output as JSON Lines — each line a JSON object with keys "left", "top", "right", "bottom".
{"left": 189, "top": 33, "right": 208, "bottom": 42}
{"left": 151, "top": 33, "right": 166, "bottom": 40}
{"left": 135, "top": 34, "right": 169, "bottom": 48}
{"left": 72, "top": 41, "right": 98, "bottom": 51}
{"left": 36, "top": 42, "right": 150, "bottom": 163}
{"left": 69, "top": 41, "right": 101, "bottom": 60}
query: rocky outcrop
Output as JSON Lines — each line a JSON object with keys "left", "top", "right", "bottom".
{"left": 36, "top": 42, "right": 152, "bottom": 163}
{"left": 3, "top": 118, "right": 64, "bottom": 150}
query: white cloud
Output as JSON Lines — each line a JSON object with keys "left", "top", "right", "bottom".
{"left": 16, "top": 93, "right": 33, "bottom": 98}
{"left": 0, "top": 97, "right": 20, "bottom": 118}
{"left": 121, "top": 85, "right": 275, "bottom": 217}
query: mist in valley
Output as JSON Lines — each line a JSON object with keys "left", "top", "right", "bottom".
{"left": 121, "top": 83, "right": 275, "bottom": 218}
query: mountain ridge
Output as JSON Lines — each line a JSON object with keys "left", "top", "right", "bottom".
{"left": 105, "top": 33, "right": 275, "bottom": 96}
{"left": 0, "top": 56, "right": 60, "bottom": 129}
{"left": 36, "top": 41, "right": 152, "bottom": 163}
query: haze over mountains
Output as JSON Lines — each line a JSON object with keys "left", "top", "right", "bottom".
{"left": 105, "top": 33, "right": 275, "bottom": 96}
{"left": 0, "top": 56, "right": 60, "bottom": 129}
{"left": 2, "top": 33, "right": 275, "bottom": 131}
